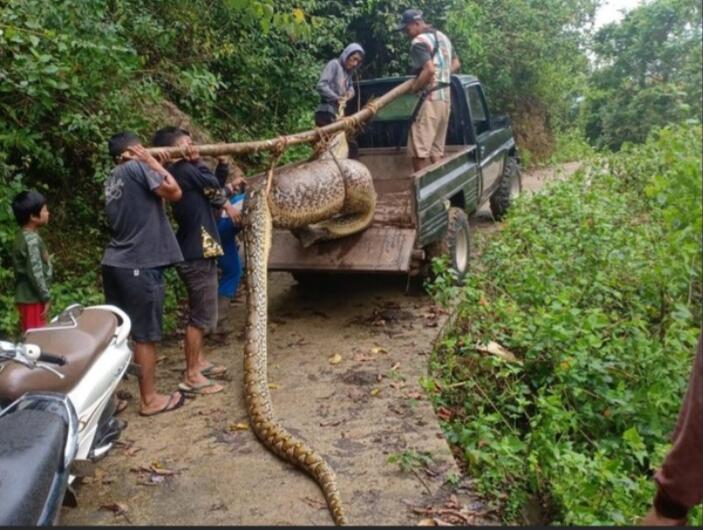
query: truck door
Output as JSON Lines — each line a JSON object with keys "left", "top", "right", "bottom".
{"left": 467, "top": 84, "right": 504, "bottom": 196}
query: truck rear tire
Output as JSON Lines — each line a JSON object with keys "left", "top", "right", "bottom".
{"left": 425, "top": 207, "right": 471, "bottom": 281}
{"left": 291, "top": 271, "right": 324, "bottom": 288}
{"left": 489, "top": 156, "right": 522, "bottom": 220}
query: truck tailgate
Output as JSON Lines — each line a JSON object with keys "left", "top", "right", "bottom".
{"left": 268, "top": 227, "right": 417, "bottom": 272}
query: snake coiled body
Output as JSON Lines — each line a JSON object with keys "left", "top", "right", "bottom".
{"left": 243, "top": 158, "right": 376, "bottom": 525}
{"left": 269, "top": 158, "right": 377, "bottom": 247}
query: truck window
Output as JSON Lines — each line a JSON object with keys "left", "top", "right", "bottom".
{"left": 467, "top": 85, "right": 490, "bottom": 135}
{"left": 373, "top": 93, "right": 420, "bottom": 121}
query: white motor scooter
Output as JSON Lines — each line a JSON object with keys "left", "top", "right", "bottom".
{"left": 0, "top": 304, "right": 134, "bottom": 483}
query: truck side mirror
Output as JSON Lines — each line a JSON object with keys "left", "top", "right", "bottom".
{"left": 492, "top": 115, "right": 511, "bottom": 128}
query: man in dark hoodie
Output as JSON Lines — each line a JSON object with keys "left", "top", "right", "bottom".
{"left": 315, "top": 42, "right": 365, "bottom": 127}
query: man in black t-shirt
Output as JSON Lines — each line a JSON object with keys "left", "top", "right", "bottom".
{"left": 152, "top": 127, "right": 240, "bottom": 396}
{"left": 102, "top": 131, "right": 186, "bottom": 417}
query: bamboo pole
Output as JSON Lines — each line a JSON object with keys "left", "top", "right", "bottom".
{"left": 145, "top": 79, "right": 414, "bottom": 159}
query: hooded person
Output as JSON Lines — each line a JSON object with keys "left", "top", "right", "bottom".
{"left": 315, "top": 42, "right": 365, "bottom": 127}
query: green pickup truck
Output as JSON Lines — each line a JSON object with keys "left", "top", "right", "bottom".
{"left": 267, "top": 74, "right": 521, "bottom": 280}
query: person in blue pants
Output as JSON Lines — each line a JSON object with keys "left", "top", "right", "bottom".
{"left": 218, "top": 193, "right": 245, "bottom": 297}
{"left": 217, "top": 158, "right": 246, "bottom": 334}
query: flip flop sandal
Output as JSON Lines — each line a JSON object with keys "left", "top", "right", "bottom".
{"left": 201, "top": 364, "right": 228, "bottom": 378}
{"left": 139, "top": 391, "right": 186, "bottom": 417}
{"left": 178, "top": 379, "right": 224, "bottom": 396}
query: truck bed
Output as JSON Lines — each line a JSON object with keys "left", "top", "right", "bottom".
{"left": 267, "top": 145, "right": 473, "bottom": 273}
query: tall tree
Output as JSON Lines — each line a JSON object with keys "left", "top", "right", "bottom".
{"left": 582, "top": 0, "right": 702, "bottom": 150}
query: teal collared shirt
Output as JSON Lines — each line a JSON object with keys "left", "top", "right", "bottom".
{"left": 13, "top": 228, "right": 52, "bottom": 303}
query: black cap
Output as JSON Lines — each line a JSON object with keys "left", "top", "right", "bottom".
{"left": 395, "top": 9, "right": 423, "bottom": 31}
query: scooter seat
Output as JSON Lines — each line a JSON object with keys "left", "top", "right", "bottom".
{"left": 0, "top": 308, "right": 118, "bottom": 402}
{"left": 0, "top": 409, "right": 67, "bottom": 526}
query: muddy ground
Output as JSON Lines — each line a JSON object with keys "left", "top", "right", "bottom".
{"left": 60, "top": 163, "right": 579, "bottom": 527}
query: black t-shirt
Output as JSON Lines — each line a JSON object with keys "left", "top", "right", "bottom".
{"left": 169, "top": 159, "right": 225, "bottom": 261}
{"left": 102, "top": 160, "right": 183, "bottom": 269}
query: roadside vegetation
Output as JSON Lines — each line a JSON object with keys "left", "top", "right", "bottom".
{"left": 426, "top": 122, "right": 702, "bottom": 524}
{"left": 423, "top": 1, "right": 701, "bottom": 522}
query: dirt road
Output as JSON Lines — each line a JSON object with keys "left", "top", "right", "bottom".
{"left": 59, "top": 163, "right": 579, "bottom": 526}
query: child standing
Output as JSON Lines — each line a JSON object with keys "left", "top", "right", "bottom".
{"left": 11, "top": 190, "right": 53, "bottom": 333}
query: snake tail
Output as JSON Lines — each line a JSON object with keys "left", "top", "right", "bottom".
{"left": 243, "top": 188, "right": 348, "bottom": 525}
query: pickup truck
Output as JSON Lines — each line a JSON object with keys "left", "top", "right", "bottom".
{"left": 267, "top": 74, "right": 521, "bottom": 281}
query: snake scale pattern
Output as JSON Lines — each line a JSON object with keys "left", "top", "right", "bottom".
{"left": 243, "top": 158, "right": 376, "bottom": 525}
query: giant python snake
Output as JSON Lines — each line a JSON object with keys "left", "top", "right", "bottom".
{"left": 242, "top": 157, "right": 376, "bottom": 525}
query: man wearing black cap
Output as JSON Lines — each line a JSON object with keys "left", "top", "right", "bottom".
{"left": 396, "top": 9, "right": 460, "bottom": 172}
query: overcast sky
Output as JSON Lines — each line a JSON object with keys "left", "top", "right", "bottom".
{"left": 594, "top": 0, "right": 645, "bottom": 28}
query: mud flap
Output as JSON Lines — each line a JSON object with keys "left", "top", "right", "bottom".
{"left": 268, "top": 227, "right": 417, "bottom": 273}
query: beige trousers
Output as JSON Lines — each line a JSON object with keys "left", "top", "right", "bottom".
{"left": 407, "top": 99, "right": 451, "bottom": 159}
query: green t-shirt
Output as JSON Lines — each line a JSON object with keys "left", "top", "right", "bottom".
{"left": 12, "top": 228, "right": 53, "bottom": 303}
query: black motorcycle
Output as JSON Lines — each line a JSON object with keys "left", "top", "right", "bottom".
{"left": 0, "top": 391, "right": 78, "bottom": 526}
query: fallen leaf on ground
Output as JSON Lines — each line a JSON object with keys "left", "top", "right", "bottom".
{"left": 371, "top": 347, "right": 388, "bottom": 354}
{"left": 228, "top": 422, "right": 250, "bottom": 431}
{"left": 370, "top": 388, "right": 381, "bottom": 397}
{"left": 100, "top": 502, "right": 130, "bottom": 521}
{"left": 328, "top": 353, "right": 343, "bottom": 365}
{"left": 148, "top": 463, "right": 179, "bottom": 476}
{"left": 301, "top": 496, "right": 327, "bottom": 510}
{"left": 268, "top": 383, "right": 281, "bottom": 390}
{"left": 347, "top": 388, "right": 367, "bottom": 402}
{"left": 319, "top": 419, "right": 343, "bottom": 427}
{"left": 437, "top": 406, "right": 453, "bottom": 421}
{"left": 475, "top": 341, "right": 521, "bottom": 364}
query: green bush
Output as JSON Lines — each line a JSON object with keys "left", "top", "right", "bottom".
{"left": 427, "top": 123, "right": 702, "bottom": 524}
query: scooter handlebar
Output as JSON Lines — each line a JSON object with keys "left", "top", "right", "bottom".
{"left": 38, "top": 353, "right": 67, "bottom": 366}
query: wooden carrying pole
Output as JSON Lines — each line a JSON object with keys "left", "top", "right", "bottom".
{"left": 145, "top": 79, "right": 414, "bottom": 158}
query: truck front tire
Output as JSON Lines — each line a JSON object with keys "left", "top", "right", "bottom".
{"left": 425, "top": 206, "right": 471, "bottom": 282}
{"left": 489, "top": 156, "right": 522, "bottom": 220}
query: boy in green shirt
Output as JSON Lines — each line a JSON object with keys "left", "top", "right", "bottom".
{"left": 11, "top": 190, "right": 52, "bottom": 332}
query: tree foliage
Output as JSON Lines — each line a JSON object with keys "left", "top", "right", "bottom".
{"left": 582, "top": 0, "right": 702, "bottom": 150}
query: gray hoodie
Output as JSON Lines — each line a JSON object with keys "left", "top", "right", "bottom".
{"left": 316, "top": 43, "right": 365, "bottom": 115}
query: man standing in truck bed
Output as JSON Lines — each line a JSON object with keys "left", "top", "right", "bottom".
{"left": 396, "top": 9, "right": 460, "bottom": 172}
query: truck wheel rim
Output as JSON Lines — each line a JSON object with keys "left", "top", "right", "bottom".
{"left": 455, "top": 228, "right": 469, "bottom": 273}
